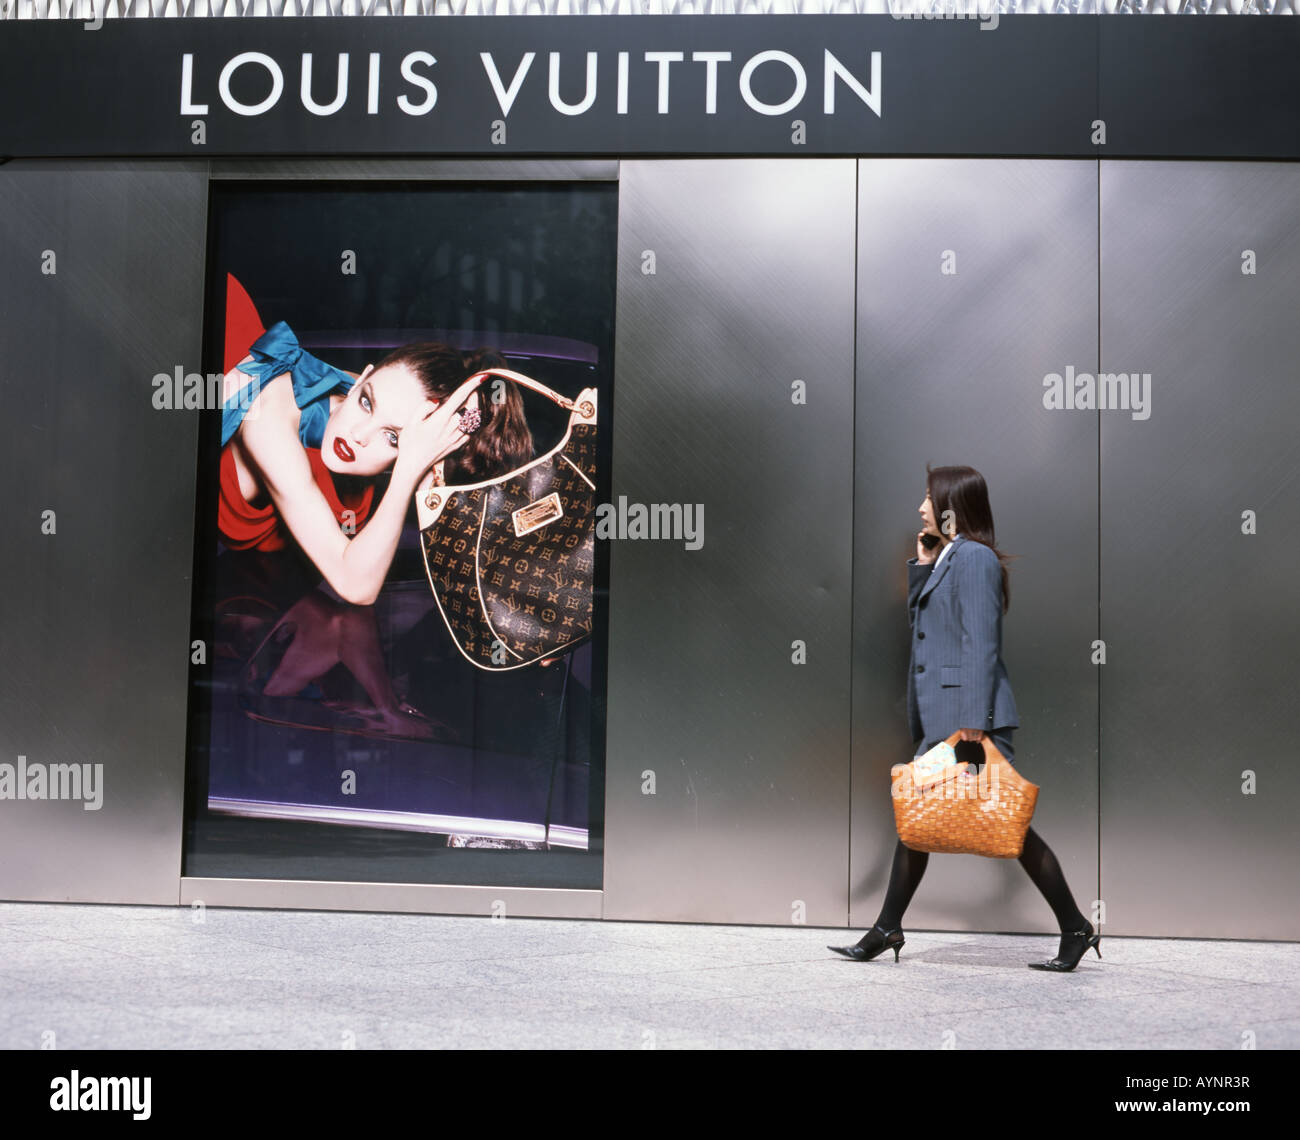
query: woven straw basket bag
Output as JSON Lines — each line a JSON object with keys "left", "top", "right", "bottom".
{"left": 891, "top": 731, "right": 1039, "bottom": 858}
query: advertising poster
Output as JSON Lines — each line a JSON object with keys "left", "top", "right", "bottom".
{"left": 183, "top": 181, "right": 615, "bottom": 887}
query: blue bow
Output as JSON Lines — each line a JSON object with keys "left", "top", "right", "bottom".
{"left": 221, "top": 321, "right": 357, "bottom": 450}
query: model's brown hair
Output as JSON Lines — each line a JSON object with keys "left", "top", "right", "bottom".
{"left": 376, "top": 342, "right": 533, "bottom": 481}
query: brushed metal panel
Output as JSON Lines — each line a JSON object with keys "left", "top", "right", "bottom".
{"left": 851, "top": 159, "right": 1100, "bottom": 936}
{"left": 603, "top": 160, "right": 857, "bottom": 926}
{"left": 1099, "top": 161, "right": 1300, "bottom": 941}
{"left": 181, "top": 878, "right": 602, "bottom": 919}
{"left": 210, "top": 160, "right": 618, "bottom": 181}
{"left": 0, "top": 161, "right": 208, "bottom": 904}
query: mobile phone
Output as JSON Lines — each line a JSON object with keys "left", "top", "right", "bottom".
{"left": 919, "top": 532, "right": 941, "bottom": 550}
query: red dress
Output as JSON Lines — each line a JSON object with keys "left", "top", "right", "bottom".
{"left": 218, "top": 274, "right": 373, "bottom": 553}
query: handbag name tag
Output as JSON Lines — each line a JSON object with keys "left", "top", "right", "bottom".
{"left": 512, "top": 492, "right": 563, "bottom": 537}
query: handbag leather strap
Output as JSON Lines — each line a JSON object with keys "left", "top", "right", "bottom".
{"left": 465, "top": 367, "right": 580, "bottom": 411}
{"left": 943, "top": 730, "right": 1007, "bottom": 763}
{"left": 418, "top": 368, "right": 588, "bottom": 506}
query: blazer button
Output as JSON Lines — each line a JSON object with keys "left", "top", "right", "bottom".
{"left": 917, "top": 632, "right": 925, "bottom": 640}
{"left": 915, "top": 665, "right": 925, "bottom": 674}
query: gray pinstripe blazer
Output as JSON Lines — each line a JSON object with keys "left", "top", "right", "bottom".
{"left": 906, "top": 535, "right": 1019, "bottom": 745}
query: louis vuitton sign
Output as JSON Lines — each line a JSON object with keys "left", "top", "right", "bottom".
{"left": 0, "top": 16, "right": 1296, "bottom": 159}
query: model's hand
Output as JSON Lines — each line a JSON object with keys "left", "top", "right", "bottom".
{"left": 958, "top": 728, "right": 986, "bottom": 742}
{"left": 393, "top": 374, "right": 486, "bottom": 484}
{"left": 916, "top": 530, "right": 937, "bottom": 564}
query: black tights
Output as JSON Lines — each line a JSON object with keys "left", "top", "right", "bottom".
{"left": 874, "top": 827, "right": 1088, "bottom": 934}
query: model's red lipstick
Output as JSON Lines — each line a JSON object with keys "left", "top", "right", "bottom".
{"left": 334, "top": 438, "right": 355, "bottom": 463}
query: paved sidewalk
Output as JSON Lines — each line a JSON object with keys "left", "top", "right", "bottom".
{"left": 0, "top": 903, "right": 1295, "bottom": 1049}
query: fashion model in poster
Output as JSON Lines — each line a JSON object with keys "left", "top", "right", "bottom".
{"left": 185, "top": 184, "right": 615, "bottom": 881}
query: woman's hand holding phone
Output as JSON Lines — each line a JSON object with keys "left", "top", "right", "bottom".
{"left": 916, "top": 529, "right": 939, "bottom": 564}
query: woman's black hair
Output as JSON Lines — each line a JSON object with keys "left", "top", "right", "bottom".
{"left": 925, "top": 464, "right": 1014, "bottom": 614}
{"left": 374, "top": 342, "right": 533, "bottom": 482}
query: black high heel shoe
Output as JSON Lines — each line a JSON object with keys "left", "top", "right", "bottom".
{"left": 828, "top": 924, "right": 905, "bottom": 963}
{"left": 1028, "top": 921, "right": 1102, "bottom": 972}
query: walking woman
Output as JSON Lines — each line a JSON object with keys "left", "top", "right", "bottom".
{"left": 830, "top": 466, "right": 1102, "bottom": 972}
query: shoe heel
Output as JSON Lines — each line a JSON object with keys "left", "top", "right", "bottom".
{"left": 1093, "top": 936, "right": 1102, "bottom": 959}
{"left": 892, "top": 940, "right": 905, "bottom": 962}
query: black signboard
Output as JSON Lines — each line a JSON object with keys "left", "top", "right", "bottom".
{"left": 0, "top": 16, "right": 1296, "bottom": 159}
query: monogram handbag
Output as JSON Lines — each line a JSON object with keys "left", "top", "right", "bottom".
{"left": 415, "top": 369, "right": 598, "bottom": 672}
{"left": 890, "top": 731, "right": 1039, "bottom": 858}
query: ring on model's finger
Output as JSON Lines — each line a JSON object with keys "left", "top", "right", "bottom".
{"left": 457, "top": 405, "right": 483, "bottom": 435}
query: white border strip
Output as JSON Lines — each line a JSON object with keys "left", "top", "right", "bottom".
{"left": 208, "top": 796, "right": 590, "bottom": 847}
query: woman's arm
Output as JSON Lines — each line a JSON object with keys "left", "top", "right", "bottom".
{"left": 955, "top": 542, "right": 1003, "bottom": 734}
{"left": 906, "top": 531, "right": 936, "bottom": 630}
{"left": 236, "top": 379, "right": 419, "bottom": 606}
{"left": 236, "top": 370, "right": 485, "bottom": 607}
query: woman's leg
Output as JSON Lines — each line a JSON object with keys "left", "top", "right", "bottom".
{"left": 873, "top": 839, "right": 930, "bottom": 931}
{"left": 869, "top": 734, "right": 948, "bottom": 931}
{"left": 1018, "top": 826, "right": 1089, "bottom": 933}
{"left": 990, "top": 730, "right": 1090, "bottom": 932}
{"left": 829, "top": 741, "right": 932, "bottom": 956}
{"left": 866, "top": 830, "right": 1089, "bottom": 940}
